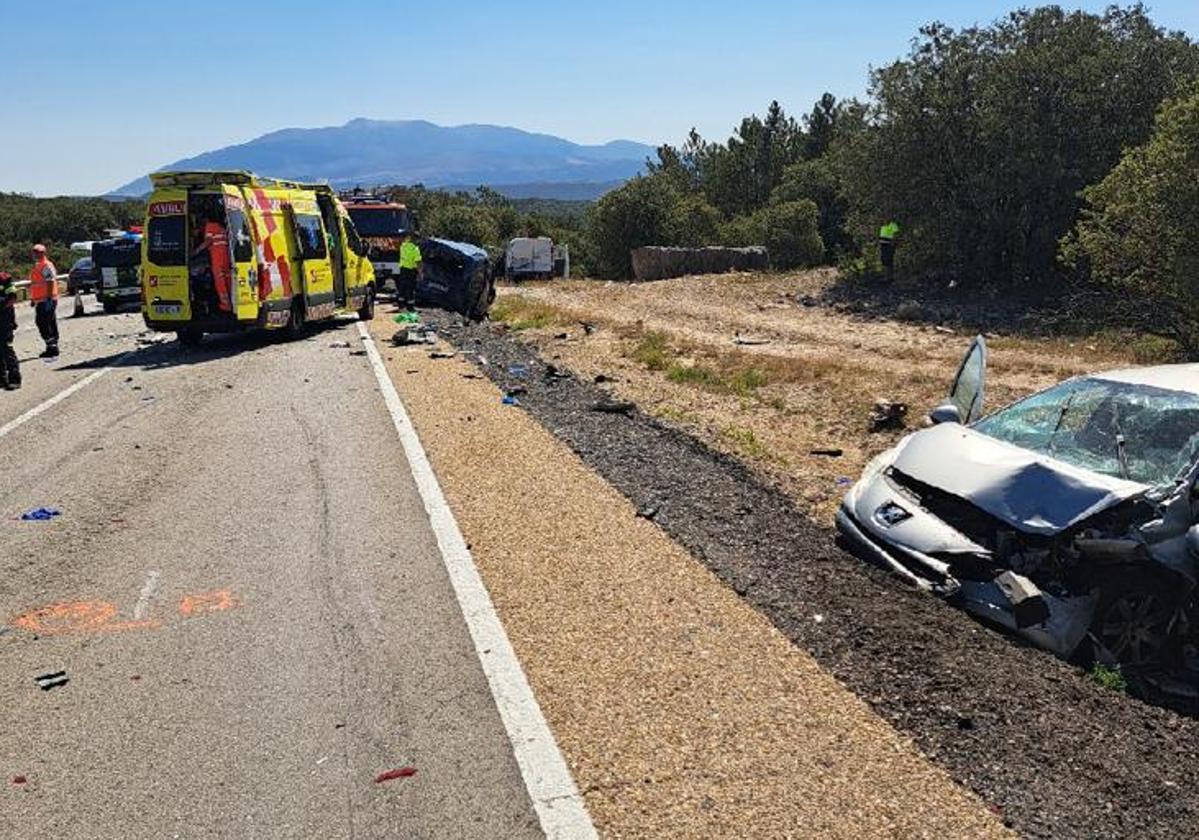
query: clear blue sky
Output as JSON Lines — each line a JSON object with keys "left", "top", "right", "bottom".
{"left": 3, "top": 0, "right": 1196, "bottom": 196}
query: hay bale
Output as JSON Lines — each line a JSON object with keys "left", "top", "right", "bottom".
{"left": 631, "top": 245, "right": 770, "bottom": 281}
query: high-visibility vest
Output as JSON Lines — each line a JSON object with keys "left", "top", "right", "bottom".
{"left": 205, "top": 221, "right": 232, "bottom": 310}
{"left": 399, "top": 241, "right": 422, "bottom": 270}
{"left": 29, "top": 257, "right": 58, "bottom": 302}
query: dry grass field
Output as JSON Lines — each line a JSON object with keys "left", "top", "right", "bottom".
{"left": 489, "top": 270, "right": 1152, "bottom": 521}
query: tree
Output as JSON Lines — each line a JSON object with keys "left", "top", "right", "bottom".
{"left": 667, "top": 194, "right": 722, "bottom": 246}
{"left": 803, "top": 93, "right": 841, "bottom": 159}
{"left": 588, "top": 175, "right": 682, "bottom": 278}
{"left": 424, "top": 204, "right": 499, "bottom": 247}
{"left": 1064, "top": 83, "right": 1199, "bottom": 354}
{"left": 772, "top": 158, "right": 851, "bottom": 260}
{"left": 839, "top": 5, "right": 1199, "bottom": 289}
{"left": 761, "top": 201, "right": 824, "bottom": 269}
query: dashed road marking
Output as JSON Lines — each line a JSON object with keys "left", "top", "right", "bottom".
{"left": 133, "top": 571, "right": 161, "bottom": 620}
{"left": 357, "top": 321, "right": 597, "bottom": 840}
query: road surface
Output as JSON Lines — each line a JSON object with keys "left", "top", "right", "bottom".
{"left": 0, "top": 303, "right": 545, "bottom": 838}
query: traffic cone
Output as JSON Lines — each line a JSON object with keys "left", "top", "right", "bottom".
{"left": 73, "top": 291, "right": 84, "bottom": 318}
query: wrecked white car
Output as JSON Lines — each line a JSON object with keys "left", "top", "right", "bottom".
{"left": 837, "top": 337, "right": 1199, "bottom": 700}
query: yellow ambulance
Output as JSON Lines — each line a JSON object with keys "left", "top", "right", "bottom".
{"left": 141, "top": 171, "right": 377, "bottom": 344}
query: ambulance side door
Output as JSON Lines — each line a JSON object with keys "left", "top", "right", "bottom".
{"left": 341, "top": 215, "right": 368, "bottom": 303}
{"left": 288, "top": 204, "right": 335, "bottom": 312}
{"left": 222, "top": 186, "right": 259, "bottom": 322}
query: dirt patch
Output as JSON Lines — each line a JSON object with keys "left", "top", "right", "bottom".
{"left": 489, "top": 272, "right": 1149, "bottom": 523}
{"left": 437, "top": 314, "right": 1199, "bottom": 840}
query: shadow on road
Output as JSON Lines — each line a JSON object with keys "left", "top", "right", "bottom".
{"left": 57, "top": 319, "right": 357, "bottom": 373}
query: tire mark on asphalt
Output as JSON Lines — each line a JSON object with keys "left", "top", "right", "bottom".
{"left": 292, "top": 402, "right": 359, "bottom": 840}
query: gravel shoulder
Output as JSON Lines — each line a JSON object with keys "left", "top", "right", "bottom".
{"left": 428, "top": 312, "right": 1199, "bottom": 840}
{"left": 369, "top": 313, "right": 1008, "bottom": 839}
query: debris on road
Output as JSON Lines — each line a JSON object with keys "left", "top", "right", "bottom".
{"left": 507, "top": 364, "right": 528, "bottom": 378}
{"left": 733, "top": 333, "right": 771, "bottom": 346}
{"left": 636, "top": 503, "right": 660, "bottom": 520}
{"left": 579, "top": 321, "right": 596, "bottom": 335}
{"left": 34, "top": 671, "right": 69, "bottom": 691}
{"left": 429, "top": 351, "right": 456, "bottom": 360}
{"left": 868, "top": 399, "right": 908, "bottom": 431}
{"left": 591, "top": 399, "right": 635, "bottom": 415}
{"left": 11, "top": 775, "right": 26, "bottom": 785}
{"left": 394, "top": 312, "right": 422, "bottom": 325}
{"left": 374, "top": 767, "right": 417, "bottom": 783}
{"left": 329, "top": 341, "right": 352, "bottom": 349}
{"left": 593, "top": 374, "right": 617, "bottom": 384}
{"left": 392, "top": 328, "right": 436, "bottom": 346}
{"left": 20, "top": 507, "right": 61, "bottom": 521}
{"left": 501, "top": 395, "right": 521, "bottom": 406}
{"left": 810, "top": 448, "right": 844, "bottom": 458}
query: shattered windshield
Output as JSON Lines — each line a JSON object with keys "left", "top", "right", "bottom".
{"left": 973, "top": 377, "right": 1199, "bottom": 487}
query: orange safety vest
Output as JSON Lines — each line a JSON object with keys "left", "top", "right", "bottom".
{"left": 29, "top": 257, "right": 58, "bottom": 303}
{"left": 205, "top": 221, "right": 232, "bottom": 311}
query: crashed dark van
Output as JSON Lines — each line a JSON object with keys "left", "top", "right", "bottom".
{"left": 415, "top": 237, "right": 495, "bottom": 320}
{"left": 838, "top": 337, "right": 1199, "bottom": 702}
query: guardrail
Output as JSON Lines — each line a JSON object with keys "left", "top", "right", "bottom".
{"left": 10, "top": 275, "right": 69, "bottom": 302}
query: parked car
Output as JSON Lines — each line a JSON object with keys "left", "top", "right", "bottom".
{"left": 67, "top": 257, "right": 99, "bottom": 295}
{"left": 837, "top": 336, "right": 1199, "bottom": 705}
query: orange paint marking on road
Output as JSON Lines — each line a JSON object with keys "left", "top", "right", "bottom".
{"left": 179, "top": 590, "right": 236, "bottom": 617}
{"left": 11, "top": 600, "right": 160, "bottom": 636}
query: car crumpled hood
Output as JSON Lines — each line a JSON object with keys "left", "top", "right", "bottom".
{"left": 891, "top": 423, "right": 1148, "bottom": 536}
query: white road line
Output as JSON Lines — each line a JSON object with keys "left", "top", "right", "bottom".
{"left": 133, "top": 570, "right": 161, "bottom": 620}
{"left": 0, "top": 351, "right": 135, "bottom": 441}
{"left": 357, "top": 322, "right": 597, "bottom": 840}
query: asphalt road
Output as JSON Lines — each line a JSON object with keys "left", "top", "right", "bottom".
{"left": 0, "top": 303, "right": 541, "bottom": 838}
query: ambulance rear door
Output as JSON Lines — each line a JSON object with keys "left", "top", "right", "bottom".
{"left": 221, "top": 185, "right": 260, "bottom": 322}
{"left": 143, "top": 188, "right": 191, "bottom": 324}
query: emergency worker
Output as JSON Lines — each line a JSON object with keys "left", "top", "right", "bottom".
{"left": 28, "top": 244, "right": 59, "bottom": 357}
{"left": 879, "top": 220, "right": 900, "bottom": 284}
{"left": 396, "top": 230, "right": 422, "bottom": 313}
{"left": 0, "top": 271, "right": 19, "bottom": 389}
{"left": 204, "top": 215, "right": 232, "bottom": 312}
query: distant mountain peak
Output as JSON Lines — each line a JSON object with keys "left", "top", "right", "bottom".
{"left": 108, "top": 119, "right": 654, "bottom": 198}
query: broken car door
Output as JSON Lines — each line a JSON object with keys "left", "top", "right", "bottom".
{"left": 949, "top": 335, "right": 988, "bottom": 424}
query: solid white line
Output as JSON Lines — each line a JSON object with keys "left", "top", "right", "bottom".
{"left": 133, "top": 570, "right": 161, "bottom": 620}
{"left": 0, "top": 351, "right": 135, "bottom": 441}
{"left": 357, "top": 322, "right": 597, "bottom": 840}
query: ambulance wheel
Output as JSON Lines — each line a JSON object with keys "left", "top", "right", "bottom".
{"left": 178, "top": 327, "right": 204, "bottom": 347}
{"left": 358, "top": 286, "right": 376, "bottom": 321}
{"left": 286, "top": 300, "right": 307, "bottom": 340}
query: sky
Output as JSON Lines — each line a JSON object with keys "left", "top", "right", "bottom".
{"left": 3, "top": 0, "right": 1197, "bottom": 196}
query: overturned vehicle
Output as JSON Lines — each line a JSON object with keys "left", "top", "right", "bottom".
{"left": 416, "top": 238, "right": 495, "bottom": 321}
{"left": 837, "top": 337, "right": 1199, "bottom": 706}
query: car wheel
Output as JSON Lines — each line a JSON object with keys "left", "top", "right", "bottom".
{"left": 358, "top": 286, "right": 375, "bottom": 321}
{"left": 1092, "top": 574, "right": 1177, "bottom": 669}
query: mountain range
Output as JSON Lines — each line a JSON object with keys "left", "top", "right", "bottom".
{"left": 109, "top": 119, "right": 655, "bottom": 200}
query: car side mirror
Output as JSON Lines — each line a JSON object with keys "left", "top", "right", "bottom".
{"left": 929, "top": 403, "right": 963, "bottom": 425}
